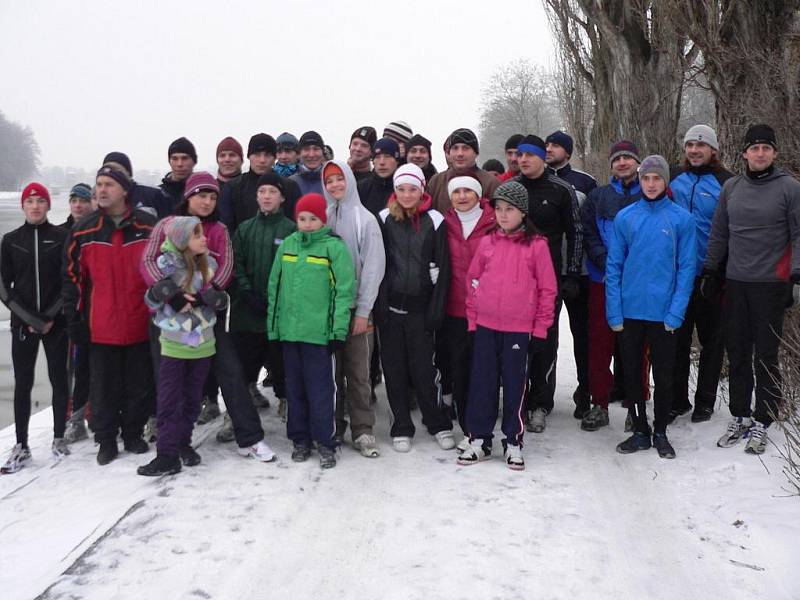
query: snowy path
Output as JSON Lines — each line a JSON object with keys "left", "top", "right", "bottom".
{"left": 1, "top": 312, "right": 798, "bottom": 600}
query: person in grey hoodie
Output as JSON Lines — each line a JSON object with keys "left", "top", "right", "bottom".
{"left": 703, "top": 124, "right": 800, "bottom": 455}
{"left": 322, "top": 160, "right": 386, "bottom": 457}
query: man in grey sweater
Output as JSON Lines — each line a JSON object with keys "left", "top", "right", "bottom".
{"left": 702, "top": 124, "right": 800, "bottom": 455}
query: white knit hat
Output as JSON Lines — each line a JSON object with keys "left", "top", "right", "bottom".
{"left": 447, "top": 176, "right": 483, "bottom": 199}
{"left": 393, "top": 163, "right": 426, "bottom": 191}
{"left": 684, "top": 124, "right": 719, "bottom": 151}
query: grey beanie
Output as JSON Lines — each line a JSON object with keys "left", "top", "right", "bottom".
{"left": 638, "top": 155, "right": 670, "bottom": 183}
{"left": 166, "top": 216, "right": 202, "bottom": 251}
{"left": 491, "top": 181, "right": 528, "bottom": 215}
{"left": 684, "top": 124, "right": 719, "bottom": 151}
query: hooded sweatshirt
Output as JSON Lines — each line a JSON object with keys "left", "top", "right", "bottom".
{"left": 322, "top": 160, "right": 386, "bottom": 319}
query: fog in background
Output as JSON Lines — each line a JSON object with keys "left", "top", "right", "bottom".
{"left": 0, "top": 0, "right": 552, "bottom": 181}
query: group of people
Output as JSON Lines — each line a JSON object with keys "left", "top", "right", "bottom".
{"left": 1, "top": 119, "right": 798, "bottom": 475}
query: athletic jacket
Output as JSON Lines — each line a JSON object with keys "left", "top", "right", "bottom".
{"left": 131, "top": 183, "right": 173, "bottom": 220}
{"left": 465, "top": 229, "right": 557, "bottom": 339}
{"left": 376, "top": 195, "right": 450, "bottom": 331}
{"left": 427, "top": 166, "right": 500, "bottom": 214}
{"left": 549, "top": 162, "right": 596, "bottom": 276}
{"left": 158, "top": 174, "right": 186, "bottom": 215}
{"left": 357, "top": 171, "right": 395, "bottom": 218}
{"left": 704, "top": 167, "right": 800, "bottom": 282}
{"left": 289, "top": 164, "right": 323, "bottom": 196}
{"left": 581, "top": 177, "right": 642, "bottom": 283}
{"left": 63, "top": 207, "right": 156, "bottom": 345}
{"left": 670, "top": 165, "right": 733, "bottom": 274}
{"left": 230, "top": 210, "right": 296, "bottom": 333}
{"left": 267, "top": 227, "right": 355, "bottom": 345}
{"left": 605, "top": 195, "right": 696, "bottom": 329}
{"left": 0, "top": 221, "right": 69, "bottom": 330}
{"left": 445, "top": 200, "right": 496, "bottom": 318}
{"left": 218, "top": 169, "right": 300, "bottom": 233}
{"left": 323, "top": 160, "right": 386, "bottom": 319}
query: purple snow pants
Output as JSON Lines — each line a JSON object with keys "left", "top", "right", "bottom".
{"left": 156, "top": 355, "right": 212, "bottom": 457}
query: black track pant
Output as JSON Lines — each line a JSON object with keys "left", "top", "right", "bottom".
{"left": 12, "top": 323, "right": 69, "bottom": 445}
{"left": 442, "top": 315, "right": 473, "bottom": 433}
{"left": 725, "top": 280, "right": 787, "bottom": 426}
{"left": 564, "top": 276, "right": 590, "bottom": 391}
{"left": 526, "top": 300, "right": 563, "bottom": 413}
{"left": 234, "top": 331, "right": 286, "bottom": 399}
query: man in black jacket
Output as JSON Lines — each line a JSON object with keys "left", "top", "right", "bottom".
{"left": 159, "top": 137, "right": 196, "bottom": 213}
{"left": 358, "top": 137, "right": 400, "bottom": 217}
{"left": 0, "top": 183, "right": 70, "bottom": 473}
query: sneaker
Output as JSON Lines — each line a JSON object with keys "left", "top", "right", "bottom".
{"left": 717, "top": 416, "right": 752, "bottom": 448}
{"left": 52, "top": 437, "right": 71, "bottom": 460}
{"left": 216, "top": 413, "right": 235, "bottom": 443}
{"left": 137, "top": 454, "right": 181, "bottom": 477}
{"left": 318, "top": 445, "right": 337, "bottom": 469}
{"left": 277, "top": 399, "right": 288, "bottom": 423}
{"left": 504, "top": 443, "right": 525, "bottom": 471}
{"left": 457, "top": 439, "right": 492, "bottom": 465}
{"left": 249, "top": 382, "right": 270, "bottom": 409}
{"left": 526, "top": 408, "right": 547, "bottom": 433}
{"left": 392, "top": 436, "right": 412, "bottom": 453}
{"left": 179, "top": 445, "right": 201, "bottom": 467}
{"left": 652, "top": 432, "right": 676, "bottom": 459}
{"left": 237, "top": 440, "right": 276, "bottom": 462}
{"left": 691, "top": 405, "right": 714, "bottom": 423}
{"left": 123, "top": 437, "right": 149, "bottom": 454}
{"left": 616, "top": 432, "right": 652, "bottom": 454}
{"left": 572, "top": 385, "right": 590, "bottom": 419}
{"left": 434, "top": 430, "right": 456, "bottom": 450}
{"left": 580, "top": 405, "right": 609, "bottom": 432}
{"left": 1, "top": 444, "right": 31, "bottom": 474}
{"left": 744, "top": 421, "right": 768, "bottom": 455}
{"left": 624, "top": 412, "right": 634, "bottom": 433}
{"left": 196, "top": 397, "right": 221, "bottom": 424}
{"left": 144, "top": 416, "right": 158, "bottom": 443}
{"left": 97, "top": 441, "right": 119, "bottom": 465}
{"left": 667, "top": 402, "right": 692, "bottom": 424}
{"left": 291, "top": 444, "right": 311, "bottom": 462}
{"left": 353, "top": 434, "right": 380, "bottom": 458}
{"left": 64, "top": 413, "right": 88, "bottom": 443}
{"left": 456, "top": 436, "right": 471, "bottom": 452}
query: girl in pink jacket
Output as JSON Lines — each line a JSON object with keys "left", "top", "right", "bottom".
{"left": 458, "top": 181, "right": 557, "bottom": 470}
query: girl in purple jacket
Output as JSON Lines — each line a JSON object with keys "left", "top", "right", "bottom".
{"left": 458, "top": 181, "right": 558, "bottom": 470}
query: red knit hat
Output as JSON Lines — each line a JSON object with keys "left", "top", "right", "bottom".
{"left": 21, "top": 182, "right": 51, "bottom": 208}
{"left": 294, "top": 193, "right": 327, "bottom": 224}
{"left": 216, "top": 136, "right": 243, "bottom": 160}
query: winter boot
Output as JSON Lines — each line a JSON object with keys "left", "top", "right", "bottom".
{"left": 744, "top": 421, "right": 768, "bottom": 455}
{"left": 526, "top": 408, "right": 547, "bottom": 433}
{"left": 137, "top": 454, "right": 181, "bottom": 477}
{"left": 652, "top": 432, "right": 676, "bottom": 459}
{"left": 216, "top": 413, "right": 235, "bottom": 443}
{"left": 291, "top": 444, "right": 312, "bottom": 462}
{"left": 457, "top": 439, "right": 492, "bottom": 465}
{"left": 580, "top": 405, "right": 609, "bottom": 431}
{"left": 717, "top": 416, "right": 752, "bottom": 448}
{"left": 353, "top": 433, "right": 380, "bottom": 458}
{"left": 572, "top": 385, "right": 590, "bottom": 419}
{"left": 64, "top": 408, "right": 89, "bottom": 443}
{"left": 196, "top": 396, "right": 221, "bottom": 424}
{"left": 616, "top": 432, "right": 652, "bottom": 454}
{"left": 691, "top": 404, "right": 714, "bottom": 423}
{"left": 249, "top": 382, "right": 270, "bottom": 409}
{"left": 318, "top": 445, "right": 337, "bottom": 469}
{"left": 96, "top": 441, "right": 119, "bottom": 465}
{"left": 124, "top": 437, "right": 149, "bottom": 454}
{"left": 1, "top": 444, "right": 31, "bottom": 474}
{"left": 180, "top": 445, "right": 202, "bottom": 467}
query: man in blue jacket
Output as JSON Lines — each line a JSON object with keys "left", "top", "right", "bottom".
{"left": 669, "top": 125, "right": 733, "bottom": 424}
{"left": 606, "top": 155, "right": 696, "bottom": 459}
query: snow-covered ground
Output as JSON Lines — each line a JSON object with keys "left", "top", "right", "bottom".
{"left": 1, "top": 311, "right": 798, "bottom": 600}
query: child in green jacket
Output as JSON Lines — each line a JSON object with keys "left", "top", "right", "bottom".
{"left": 268, "top": 193, "right": 355, "bottom": 468}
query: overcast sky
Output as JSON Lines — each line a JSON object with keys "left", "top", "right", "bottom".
{"left": 1, "top": 0, "right": 552, "bottom": 175}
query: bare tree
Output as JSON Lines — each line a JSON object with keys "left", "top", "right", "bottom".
{"left": 478, "top": 61, "right": 563, "bottom": 162}
{"left": 0, "top": 111, "right": 40, "bottom": 190}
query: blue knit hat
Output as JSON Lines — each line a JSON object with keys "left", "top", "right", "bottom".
{"left": 545, "top": 131, "right": 574, "bottom": 156}
{"left": 69, "top": 183, "right": 92, "bottom": 201}
{"left": 373, "top": 138, "right": 400, "bottom": 160}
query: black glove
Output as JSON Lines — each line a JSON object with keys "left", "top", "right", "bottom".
{"left": 241, "top": 290, "right": 268, "bottom": 315}
{"left": 560, "top": 276, "right": 581, "bottom": 301}
{"left": 167, "top": 292, "right": 190, "bottom": 313}
{"left": 698, "top": 270, "right": 721, "bottom": 301}
{"left": 529, "top": 336, "right": 547, "bottom": 354}
{"left": 66, "top": 319, "right": 90, "bottom": 346}
{"left": 328, "top": 339, "right": 346, "bottom": 355}
{"left": 199, "top": 288, "right": 229, "bottom": 312}
{"left": 148, "top": 279, "right": 181, "bottom": 303}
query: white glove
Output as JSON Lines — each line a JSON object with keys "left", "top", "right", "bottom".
{"left": 610, "top": 324, "right": 624, "bottom": 332}
{"left": 665, "top": 324, "right": 677, "bottom": 333}
{"left": 429, "top": 262, "right": 440, "bottom": 285}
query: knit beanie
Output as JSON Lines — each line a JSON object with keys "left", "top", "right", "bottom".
{"left": 383, "top": 121, "right": 413, "bottom": 145}
{"left": 504, "top": 134, "right": 524, "bottom": 151}
{"left": 351, "top": 126, "right": 377, "bottom": 147}
{"left": 638, "top": 155, "right": 670, "bottom": 183}
{"left": 545, "top": 131, "right": 574, "bottom": 156}
{"left": 299, "top": 130, "right": 324, "bottom": 149}
{"left": 168, "top": 137, "right": 197, "bottom": 163}
{"left": 21, "top": 182, "right": 51, "bottom": 208}
{"left": 406, "top": 134, "right": 432, "bottom": 153}
{"left": 69, "top": 183, "right": 92, "bottom": 201}
{"left": 608, "top": 140, "right": 640, "bottom": 164}
{"left": 491, "top": 181, "right": 529, "bottom": 215}
{"left": 684, "top": 125, "right": 719, "bottom": 151}
{"left": 448, "top": 128, "right": 479, "bottom": 154}
{"left": 247, "top": 133, "right": 277, "bottom": 157}
{"left": 393, "top": 163, "right": 426, "bottom": 191}
{"left": 256, "top": 172, "right": 286, "bottom": 197}
{"left": 96, "top": 164, "right": 133, "bottom": 192}
{"left": 323, "top": 145, "right": 334, "bottom": 161}
{"left": 517, "top": 135, "right": 547, "bottom": 161}
{"left": 323, "top": 162, "right": 344, "bottom": 182}
{"left": 183, "top": 171, "right": 220, "bottom": 200}
{"left": 217, "top": 136, "right": 244, "bottom": 160}
{"left": 294, "top": 193, "right": 327, "bottom": 223}
{"left": 448, "top": 175, "right": 483, "bottom": 199}
{"left": 102, "top": 152, "right": 133, "bottom": 176}
{"left": 166, "top": 216, "right": 201, "bottom": 251}
{"left": 276, "top": 132, "right": 299, "bottom": 151}
{"left": 374, "top": 138, "right": 401, "bottom": 161}
{"left": 743, "top": 124, "right": 777, "bottom": 151}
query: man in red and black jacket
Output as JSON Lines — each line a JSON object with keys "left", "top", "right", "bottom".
{"left": 62, "top": 163, "right": 156, "bottom": 465}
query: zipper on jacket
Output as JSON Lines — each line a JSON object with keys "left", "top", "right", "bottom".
{"left": 34, "top": 228, "right": 41, "bottom": 311}
{"left": 689, "top": 174, "right": 700, "bottom": 214}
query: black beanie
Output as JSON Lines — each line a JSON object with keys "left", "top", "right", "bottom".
{"left": 351, "top": 126, "right": 377, "bottom": 147}
{"left": 743, "top": 124, "right": 777, "bottom": 151}
{"left": 248, "top": 133, "right": 277, "bottom": 156}
{"left": 299, "top": 130, "right": 325, "bottom": 149}
{"left": 168, "top": 137, "right": 197, "bottom": 163}
{"left": 102, "top": 151, "right": 133, "bottom": 177}
{"left": 545, "top": 131, "right": 574, "bottom": 156}
{"left": 504, "top": 134, "right": 524, "bottom": 151}
{"left": 256, "top": 171, "right": 286, "bottom": 197}
{"left": 448, "top": 128, "right": 479, "bottom": 154}
{"left": 406, "top": 134, "right": 432, "bottom": 153}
